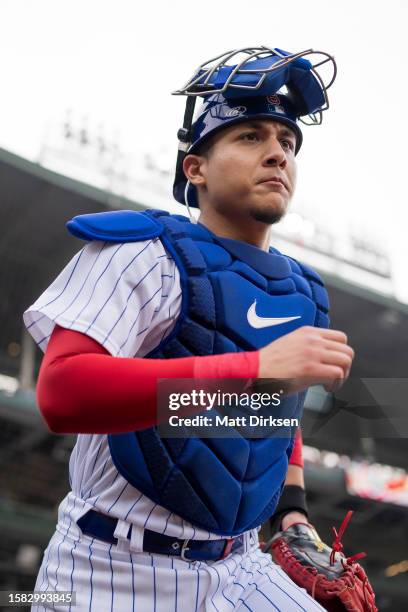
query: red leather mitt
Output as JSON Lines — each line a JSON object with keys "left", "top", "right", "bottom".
{"left": 263, "top": 511, "right": 377, "bottom": 612}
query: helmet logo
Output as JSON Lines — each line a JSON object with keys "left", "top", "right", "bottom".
{"left": 226, "top": 106, "right": 247, "bottom": 117}
{"left": 266, "top": 94, "right": 286, "bottom": 115}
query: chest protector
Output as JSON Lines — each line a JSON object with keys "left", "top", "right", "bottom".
{"left": 67, "top": 208, "right": 329, "bottom": 536}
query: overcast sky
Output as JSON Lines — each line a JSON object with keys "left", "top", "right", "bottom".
{"left": 1, "top": 0, "right": 407, "bottom": 299}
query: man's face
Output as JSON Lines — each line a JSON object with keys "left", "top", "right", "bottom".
{"left": 191, "top": 119, "right": 298, "bottom": 225}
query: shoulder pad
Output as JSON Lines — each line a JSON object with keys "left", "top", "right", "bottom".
{"left": 286, "top": 255, "right": 330, "bottom": 318}
{"left": 66, "top": 210, "right": 163, "bottom": 242}
{"left": 285, "top": 256, "right": 323, "bottom": 285}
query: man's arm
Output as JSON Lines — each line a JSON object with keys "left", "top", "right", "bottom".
{"left": 280, "top": 463, "right": 309, "bottom": 530}
{"left": 265, "top": 430, "right": 309, "bottom": 535}
{"left": 37, "top": 325, "right": 259, "bottom": 434}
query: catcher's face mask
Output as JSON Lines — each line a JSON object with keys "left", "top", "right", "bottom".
{"left": 172, "top": 46, "right": 337, "bottom": 209}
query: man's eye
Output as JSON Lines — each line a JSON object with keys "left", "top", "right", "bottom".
{"left": 241, "top": 132, "right": 259, "bottom": 142}
{"left": 281, "top": 139, "right": 295, "bottom": 151}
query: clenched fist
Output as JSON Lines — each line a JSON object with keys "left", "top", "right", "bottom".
{"left": 258, "top": 326, "right": 354, "bottom": 394}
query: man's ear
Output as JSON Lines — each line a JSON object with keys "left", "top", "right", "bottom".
{"left": 182, "top": 154, "right": 207, "bottom": 188}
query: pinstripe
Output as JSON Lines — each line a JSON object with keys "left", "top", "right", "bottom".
{"left": 247, "top": 553, "right": 263, "bottom": 572}
{"left": 130, "top": 552, "right": 135, "bottom": 612}
{"left": 238, "top": 562, "right": 255, "bottom": 578}
{"left": 237, "top": 554, "right": 316, "bottom": 610}
{"left": 85, "top": 457, "right": 109, "bottom": 500}
{"left": 58, "top": 494, "right": 75, "bottom": 543}
{"left": 153, "top": 566, "right": 157, "bottom": 612}
{"left": 109, "top": 543, "right": 114, "bottom": 612}
{"left": 231, "top": 580, "right": 246, "bottom": 590}
{"left": 54, "top": 537, "right": 63, "bottom": 595}
{"left": 220, "top": 587, "right": 236, "bottom": 609}
{"left": 124, "top": 492, "right": 144, "bottom": 519}
{"left": 235, "top": 578, "right": 281, "bottom": 612}
{"left": 26, "top": 248, "right": 85, "bottom": 331}
{"left": 67, "top": 243, "right": 125, "bottom": 328}
{"left": 224, "top": 562, "right": 232, "bottom": 577}
{"left": 162, "top": 510, "right": 173, "bottom": 534}
{"left": 93, "top": 470, "right": 121, "bottom": 506}
{"left": 107, "top": 481, "right": 129, "bottom": 512}
{"left": 39, "top": 495, "right": 75, "bottom": 598}
{"left": 88, "top": 538, "right": 94, "bottom": 612}
{"left": 26, "top": 312, "right": 46, "bottom": 331}
{"left": 135, "top": 325, "right": 149, "bottom": 338}
{"left": 224, "top": 550, "right": 242, "bottom": 575}
{"left": 84, "top": 241, "right": 155, "bottom": 331}
{"left": 103, "top": 261, "right": 160, "bottom": 344}
{"left": 174, "top": 568, "right": 178, "bottom": 612}
{"left": 263, "top": 569, "right": 307, "bottom": 611}
{"left": 53, "top": 242, "right": 107, "bottom": 321}
{"left": 209, "top": 566, "right": 221, "bottom": 612}
{"left": 81, "top": 439, "right": 103, "bottom": 498}
{"left": 68, "top": 539, "right": 77, "bottom": 612}
{"left": 39, "top": 543, "right": 51, "bottom": 610}
{"left": 252, "top": 583, "right": 281, "bottom": 611}
{"left": 272, "top": 566, "right": 326, "bottom": 610}
{"left": 238, "top": 598, "right": 253, "bottom": 611}
{"left": 143, "top": 503, "right": 158, "bottom": 528}
{"left": 117, "top": 279, "right": 162, "bottom": 352}
{"left": 194, "top": 570, "right": 200, "bottom": 612}
{"left": 159, "top": 262, "right": 176, "bottom": 343}
{"left": 38, "top": 545, "right": 49, "bottom": 591}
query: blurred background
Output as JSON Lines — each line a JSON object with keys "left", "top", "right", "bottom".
{"left": 0, "top": 0, "right": 407, "bottom": 609}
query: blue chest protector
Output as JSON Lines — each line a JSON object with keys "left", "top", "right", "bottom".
{"left": 67, "top": 208, "right": 329, "bottom": 536}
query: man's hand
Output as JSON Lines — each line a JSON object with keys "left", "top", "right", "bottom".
{"left": 280, "top": 510, "right": 309, "bottom": 531}
{"left": 258, "top": 326, "right": 354, "bottom": 394}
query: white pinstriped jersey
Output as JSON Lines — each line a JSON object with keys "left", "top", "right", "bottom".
{"left": 24, "top": 233, "right": 327, "bottom": 611}
{"left": 24, "top": 236, "right": 234, "bottom": 541}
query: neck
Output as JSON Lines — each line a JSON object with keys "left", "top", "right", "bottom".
{"left": 197, "top": 208, "right": 272, "bottom": 252}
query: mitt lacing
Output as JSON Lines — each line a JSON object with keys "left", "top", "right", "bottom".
{"left": 330, "top": 510, "right": 367, "bottom": 566}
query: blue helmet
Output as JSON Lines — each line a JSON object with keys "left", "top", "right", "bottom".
{"left": 172, "top": 46, "right": 337, "bottom": 207}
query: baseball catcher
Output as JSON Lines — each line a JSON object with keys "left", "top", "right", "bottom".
{"left": 23, "top": 45, "right": 377, "bottom": 610}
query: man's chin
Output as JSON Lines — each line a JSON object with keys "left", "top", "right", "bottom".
{"left": 250, "top": 202, "right": 287, "bottom": 225}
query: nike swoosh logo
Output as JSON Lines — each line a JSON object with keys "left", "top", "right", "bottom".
{"left": 247, "top": 300, "right": 301, "bottom": 329}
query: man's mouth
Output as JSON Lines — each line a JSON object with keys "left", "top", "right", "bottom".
{"left": 258, "top": 177, "right": 288, "bottom": 191}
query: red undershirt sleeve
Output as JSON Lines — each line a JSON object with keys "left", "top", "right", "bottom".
{"left": 37, "top": 325, "right": 260, "bottom": 434}
{"left": 289, "top": 427, "right": 304, "bottom": 468}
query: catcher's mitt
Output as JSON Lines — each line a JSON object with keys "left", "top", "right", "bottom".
{"left": 263, "top": 511, "right": 377, "bottom": 612}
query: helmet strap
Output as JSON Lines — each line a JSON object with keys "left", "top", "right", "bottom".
{"left": 184, "top": 181, "right": 198, "bottom": 224}
{"left": 173, "top": 96, "right": 197, "bottom": 204}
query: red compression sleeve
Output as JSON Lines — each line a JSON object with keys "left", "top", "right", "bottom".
{"left": 37, "top": 325, "right": 259, "bottom": 434}
{"left": 289, "top": 428, "right": 304, "bottom": 468}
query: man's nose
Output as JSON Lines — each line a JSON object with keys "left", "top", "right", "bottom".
{"left": 263, "top": 138, "right": 287, "bottom": 167}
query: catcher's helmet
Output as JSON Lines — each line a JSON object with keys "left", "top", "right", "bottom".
{"left": 172, "top": 46, "right": 337, "bottom": 208}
